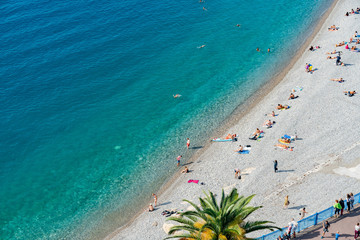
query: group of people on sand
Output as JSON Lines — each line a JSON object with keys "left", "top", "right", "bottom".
{"left": 309, "top": 45, "right": 320, "bottom": 51}
{"left": 345, "top": 8, "right": 360, "bottom": 16}
{"left": 328, "top": 25, "right": 338, "bottom": 31}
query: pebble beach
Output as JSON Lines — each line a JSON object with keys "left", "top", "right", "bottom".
{"left": 109, "top": 0, "right": 360, "bottom": 239}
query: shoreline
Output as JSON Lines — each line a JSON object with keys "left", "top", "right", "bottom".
{"left": 107, "top": 0, "right": 360, "bottom": 239}
{"left": 105, "top": 0, "right": 339, "bottom": 238}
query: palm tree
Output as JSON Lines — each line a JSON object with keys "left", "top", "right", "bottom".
{"left": 164, "top": 188, "right": 280, "bottom": 240}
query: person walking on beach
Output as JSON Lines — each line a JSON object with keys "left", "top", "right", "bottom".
{"left": 321, "top": 221, "right": 330, "bottom": 238}
{"left": 355, "top": 223, "right": 360, "bottom": 239}
{"left": 284, "top": 195, "right": 290, "bottom": 209}
{"left": 234, "top": 168, "right": 241, "bottom": 179}
{"left": 273, "top": 160, "right": 278, "bottom": 173}
{"left": 346, "top": 194, "right": 351, "bottom": 213}
{"left": 339, "top": 198, "right": 345, "bottom": 216}
{"left": 177, "top": 155, "right": 182, "bottom": 167}
{"left": 152, "top": 193, "right": 157, "bottom": 207}
{"left": 333, "top": 199, "right": 342, "bottom": 217}
{"left": 186, "top": 138, "right": 190, "bottom": 149}
{"left": 300, "top": 207, "right": 308, "bottom": 220}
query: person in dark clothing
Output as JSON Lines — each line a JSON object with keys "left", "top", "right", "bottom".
{"left": 274, "top": 160, "right": 278, "bottom": 173}
{"left": 336, "top": 55, "right": 341, "bottom": 65}
{"left": 339, "top": 198, "right": 345, "bottom": 216}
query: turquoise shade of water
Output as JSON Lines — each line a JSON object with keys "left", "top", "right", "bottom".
{"left": 0, "top": 0, "right": 332, "bottom": 239}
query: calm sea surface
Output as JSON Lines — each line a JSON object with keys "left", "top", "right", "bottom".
{"left": 0, "top": 0, "right": 332, "bottom": 238}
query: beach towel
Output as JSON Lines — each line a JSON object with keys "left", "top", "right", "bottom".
{"left": 212, "top": 138, "right": 233, "bottom": 142}
{"left": 238, "top": 150, "right": 250, "bottom": 154}
{"left": 188, "top": 179, "right": 199, "bottom": 184}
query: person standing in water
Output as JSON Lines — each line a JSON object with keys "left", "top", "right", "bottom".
{"left": 268, "top": 48, "right": 270, "bottom": 52}
{"left": 186, "top": 138, "right": 190, "bottom": 149}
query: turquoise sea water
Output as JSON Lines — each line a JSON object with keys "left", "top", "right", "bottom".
{"left": 0, "top": 0, "right": 332, "bottom": 239}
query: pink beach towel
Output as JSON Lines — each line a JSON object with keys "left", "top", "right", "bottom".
{"left": 188, "top": 179, "right": 199, "bottom": 184}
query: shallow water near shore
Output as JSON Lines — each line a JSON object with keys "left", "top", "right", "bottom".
{"left": 0, "top": 0, "right": 333, "bottom": 239}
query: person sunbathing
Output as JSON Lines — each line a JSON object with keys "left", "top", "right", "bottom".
{"left": 326, "top": 50, "right": 337, "bottom": 54}
{"left": 225, "top": 133, "right": 232, "bottom": 139}
{"left": 277, "top": 104, "right": 289, "bottom": 110}
{"left": 357, "top": 39, "right": 360, "bottom": 44}
{"left": 327, "top": 56, "right": 336, "bottom": 59}
{"left": 234, "top": 145, "right": 244, "bottom": 152}
{"left": 283, "top": 138, "right": 291, "bottom": 144}
{"left": 181, "top": 166, "right": 189, "bottom": 173}
{"left": 328, "top": 25, "right": 338, "bottom": 31}
{"left": 288, "top": 93, "right": 297, "bottom": 100}
{"left": 330, "top": 78, "right": 344, "bottom": 82}
{"left": 264, "top": 120, "right": 273, "bottom": 127}
{"left": 344, "top": 90, "right": 356, "bottom": 96}
{"left": 351, "top": 46, "right": 357, "bottom": 51}
{"left": 249, "top": 128, "right": 261, "bottom": 140}
{"left": 335, "top": 41, "right": 345, "bottom": 47}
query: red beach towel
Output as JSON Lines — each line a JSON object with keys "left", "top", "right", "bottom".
{"left": 188, "top": 179, "right": 199, "bottom": 184}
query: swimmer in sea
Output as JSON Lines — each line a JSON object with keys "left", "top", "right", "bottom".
{"left": 256, "top": 48, "right": 260, "bottom": 52}
{"left": 236, "top": 24, "right": 241, "bottom": 27}
{"left": 268, "top": 48, "right": 270, "bottom": 52}
{"left": 198, "top": 45, "right": 206, "bottom": 49}
{"left": 173, "top": 94, "right": 181, "bottom": 98}
{"left": 203, "top": 7, "right": 207, "bottom": 11}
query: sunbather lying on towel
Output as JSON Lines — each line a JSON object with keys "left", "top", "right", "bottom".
{"left": 344, "top": 90, "right": 356, "bottom": 96}
{"left": 330, "top": 78, "right": 344, "bottom": 82}
{"left": 263, "top": 120, "right": 275, "bottom": 128}
{"left": 326, "top": 50, "right": 337, "bottom": 54}
{"left": 249, "top": 128, "right": 261, "bottom": 140}
{"left": 277, "top": 104, "right": 290, "bottom": 110}
{"left": 335, "top": 41, "right": 345, "bottom": 47}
